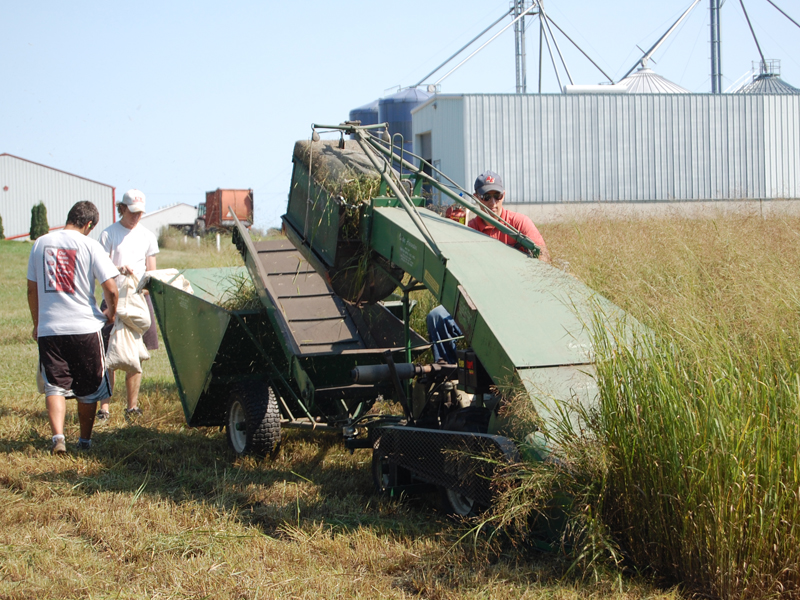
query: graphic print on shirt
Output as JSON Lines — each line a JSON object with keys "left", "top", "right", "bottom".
{"left": 43, "top": 246, "right": 77, "bottom": 294}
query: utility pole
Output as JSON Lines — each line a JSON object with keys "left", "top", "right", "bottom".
{"left": 710, "top": 0, "right": 722, "bottom": 93}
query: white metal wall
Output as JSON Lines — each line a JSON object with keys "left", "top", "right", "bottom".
{"left": 412, "top": 96, "right": 466, "bottom": 197}
{"left": 0, "top": 154, "right": 115, "bottom": 240}
{"left": 139, "top": 204, "right": 198, "bottom": 237}
{"left": 413, "top": 94, "right": 800, "bottom": 203}
{"left": 763, "top": 95, "right": 800, "bottom": 199}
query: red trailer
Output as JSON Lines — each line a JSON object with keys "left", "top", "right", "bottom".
{"left": 196, "top": 188, "right": 253, "bottom": 234}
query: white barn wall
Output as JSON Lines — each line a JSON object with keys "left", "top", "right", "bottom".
{"left": 412, "top": 96, "right": 465, "bottom": 202}
{"left": 412, "top": 94, "right": 800, "bottom": 207}
{"left": 0, "top": 154, "right": 115, "bottom": 240}
{"left": 138, "top": 203, "right": 198, "bottom": 238}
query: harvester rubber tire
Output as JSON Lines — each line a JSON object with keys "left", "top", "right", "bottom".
{"left": 437, "top": 407, "right": 492, "bottom": 517}
{"left": 438, "top": 486, "right": 478, "bottom": 518}
{"left": 225, "top": 382, "right": 281, "bottom": 458}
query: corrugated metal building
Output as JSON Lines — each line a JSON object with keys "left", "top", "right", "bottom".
{"left": 412, "top": 94, "right": 800, "bottom": 206}
{"left": 0, "top": 154, "right": 116, "bottom": 240}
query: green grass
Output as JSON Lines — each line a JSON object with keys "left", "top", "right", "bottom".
{"left": 0, "top": 237, "right": 675, "bottom": 599}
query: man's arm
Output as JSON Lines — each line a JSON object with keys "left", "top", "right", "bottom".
{"left": 27, "top": 279, "right": 39, "bottom": 341}
{"left": 101, "top": 278, "right": 119, "bottom": 325}
{"left": 141, "top": 256, "right": 157, "bottom": 295}
{"left": 532, "top": 234, "right": 551, "bottom": 263}
{"left": 512, "top": 214, "right": 551, "bottom": 262}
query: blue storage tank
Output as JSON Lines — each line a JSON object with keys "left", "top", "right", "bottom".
{"left": 378, "top": 88, "right": 431, "bottom": 156}
{"left": 349, "top": 99, "right": 380, "bottom": 127}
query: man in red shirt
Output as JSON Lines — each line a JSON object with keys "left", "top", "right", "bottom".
{"left": 468, "top": 170, "right": 550, "bottom": 262}
{"left": 428, "top": 170, "right": 551, "bottom": 363}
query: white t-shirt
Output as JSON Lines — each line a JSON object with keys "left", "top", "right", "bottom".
{"left": 27, "top": 229, "right": 120, "bottom": 337}
{"left": 99, "top": 221, "right": 159, "bottom": 286}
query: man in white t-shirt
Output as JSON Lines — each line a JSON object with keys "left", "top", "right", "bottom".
{"left": 27, "top": 201, "right": 120, "bottom": 454}
{"left": 97, "top": 189, "right": 160, "bottom": 423}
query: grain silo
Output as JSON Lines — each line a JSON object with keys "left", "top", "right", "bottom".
{"left": 348, "top": 99, "right": 380, "bottom": 127}
{"left": 617, "top": 61, "right": 690, "bottom": 94}
{"left": 736, "top": 60, "right": 800, "bottom": 95}
{"left": 378, "top": 88, "right": 431, "bottom": 156}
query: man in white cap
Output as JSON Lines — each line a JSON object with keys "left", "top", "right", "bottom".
{"left": 97, "top": 189, "right": 160, "bottom": 422}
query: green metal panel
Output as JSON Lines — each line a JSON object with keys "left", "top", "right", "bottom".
{"left": 367, "top": 206, "right": 449, "bottom": 299}
{"left": 513, "top": 365, "right": 599, "bottom": 436}
{"left": 368, "top": 206, "right": 625, "bottom": 407}
{"left": 149, "top": 270, "right": 289, "bottom": 427}
{"left": 285, "top": 160, "right": 345, "bottom": 268}
{"left": 178, "top": 267, "right": 249, "bottom": 304}
{"left": 148, "top": 277, "right": 232, "bottom": 423}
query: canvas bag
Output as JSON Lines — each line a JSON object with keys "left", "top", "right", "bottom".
{"left": 137, "top": 269, "right": 194, "bottom": 295}
{"left": 117, "top": 274, "right": 151, "bottom": 335}
{"left": 105, "top": 317, "right": 150, "bottom": 374}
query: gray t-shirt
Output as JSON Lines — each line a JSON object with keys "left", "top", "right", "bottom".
{"left": 27, "top": 229, "right": 119, "bottom": 337}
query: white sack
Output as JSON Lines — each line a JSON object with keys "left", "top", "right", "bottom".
{"left": 117, "top": 274, "right": 151, "bottom": 335}
{"left": 105, "top": 318, "right": 150, "bottom": 374}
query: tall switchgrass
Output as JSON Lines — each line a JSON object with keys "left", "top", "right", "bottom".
{"left": 594, "top": 320, "right": 800, "bottom": 598}
{"left": 492, "top": 215, "right": 800, "bottom": 598}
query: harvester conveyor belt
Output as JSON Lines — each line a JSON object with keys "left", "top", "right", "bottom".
{"left": 249, "top": 238, "right": 367, "bottom": 354}
{"left": 235, "top": 225, "right": 428, "bottom": 419}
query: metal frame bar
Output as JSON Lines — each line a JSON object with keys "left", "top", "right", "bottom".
{"left": 738, "top": 0, "right": 767, "bottom": 71}
{"left": 231, "top": 312, "right": 318, "bottom": 425}
{"left": 543, "top": 14, "right": 614, "bottom": 84}
{"left": 618, "top": 0, "right": 702, "bottom": 82}
{"left": 765, "top": 0, "right": 800, "bottom": 29}
{"left": 539, "top": 5, "right": 573, "bottom": 86}
{"left": 414, "top": 9, "right": 512, "bottom": 88}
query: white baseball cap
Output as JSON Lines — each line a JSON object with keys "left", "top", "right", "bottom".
{"left": 121, "top": 189, "right": 146, "bottom": 213}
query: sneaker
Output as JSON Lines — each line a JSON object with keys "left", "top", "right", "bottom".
{"left": 96, "top": 409, "right": 110, "bottom": 423}
{"left": 76, "top": 438, "right": 92, "bottom": 451}
{"left": 51, "top": 438, "right": 67, "bottom": 455}
{"left": 125, "top": 407, "right": 143, "bottom": 422}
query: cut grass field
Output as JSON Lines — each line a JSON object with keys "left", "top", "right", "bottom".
{"left": 1, "top": 232, "right": 675, "bottom": 599}
{"left": 12, "top": 212, "right": 800, "bottom": 599}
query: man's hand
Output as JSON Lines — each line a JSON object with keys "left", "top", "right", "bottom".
{"left": 101, "top": 277, "right": 119, "bottom": 326}
{"left": 118, "top": 265, "right": 134, "bottom": 276}
{"left": 27, "top": 279, "right": 39, "bottom": 343}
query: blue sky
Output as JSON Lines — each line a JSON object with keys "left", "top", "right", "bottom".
{"left": 3, "top": 1, "right": 798, "bottom": 229}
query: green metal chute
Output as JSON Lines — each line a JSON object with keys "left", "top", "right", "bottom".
{"left": 368, "top": 205, "right": 620, "bottom": 408}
